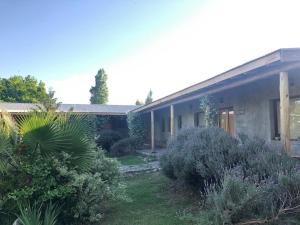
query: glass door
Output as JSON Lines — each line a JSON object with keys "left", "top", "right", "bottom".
{"left": 219, "top": 108, "right": 235, "bottom": 136}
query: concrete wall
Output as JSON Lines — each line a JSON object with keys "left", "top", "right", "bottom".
{"left": 151, "top": 69, "right": 300, "bottom": 154}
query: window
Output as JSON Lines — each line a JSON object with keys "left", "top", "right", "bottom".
{"left": 219, "top": 108, "right": 235, "bottom": 136}
{"left": 161, "top": 118, "right": 165, "bottom": 132}
{"left": 274, "top": 98, "right": 300, "bottom": 140}
{"left": 178, "top": 115, "right": 182, "bottom": 129}
{"left": 194, "top": 112, "right": 205, "bottom": 127}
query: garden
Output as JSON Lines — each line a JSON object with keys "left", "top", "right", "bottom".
{"left": 1, "top": 108, "right": 300, "bottom": 225}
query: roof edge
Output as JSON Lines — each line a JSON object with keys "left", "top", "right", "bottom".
{"left": 132, "top": 48, "right": 300, "bottom": 113}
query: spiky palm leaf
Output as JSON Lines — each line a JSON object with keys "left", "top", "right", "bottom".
{"left": 17, "top": 202, "right": 42, "bottom": 225}
{"left": 17, "top": 112, "right": 95, "bottom": 171}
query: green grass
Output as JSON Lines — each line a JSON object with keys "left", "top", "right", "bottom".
{"left": 102, "top": 172, "right": 198, "bottom": 225}
{"left": 116, "top": 153, "right": 157, "bottom": 166}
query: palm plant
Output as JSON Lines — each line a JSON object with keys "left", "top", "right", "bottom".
{"left": 0, "top": 111, "right": 95, "bottom": 172}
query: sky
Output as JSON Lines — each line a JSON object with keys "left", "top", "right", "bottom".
{"left": 2, "top": 0, "right": 300, "bottom": 104}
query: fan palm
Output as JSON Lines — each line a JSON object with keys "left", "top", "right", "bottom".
{"left": 0, "top": 111, "right": 95, "bottom": 172}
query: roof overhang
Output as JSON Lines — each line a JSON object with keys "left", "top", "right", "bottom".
{"left": 132, "top": 48, "right": 300, "bottom": 113}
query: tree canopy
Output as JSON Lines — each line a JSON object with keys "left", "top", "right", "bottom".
{"left": 90, "top": 69, "right": 109, "bottom": 104}
{"left": 0, "top": 75, "right": 48, "bottom": 103}
{"left": 145, "top": 89, "right": 153, "bottom": 104}
{"left": 135, "top": 99, "right": 144, "bottom": 105}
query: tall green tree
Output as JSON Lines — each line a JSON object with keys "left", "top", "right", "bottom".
{"left": 145, "top": 89, "right": 153, "bottom": 104}
{"left": 0, "top": 75, "right": 48, "bottom": 103}
{"left": 89, "top": 69, "right": 109, "bottom": 104}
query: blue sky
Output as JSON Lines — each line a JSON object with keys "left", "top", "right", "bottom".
{"left": 2, "top": 0, "right": 300, "bottom": 104}
{"left": 0, "top": 0, "right": 204, "bottom": 79}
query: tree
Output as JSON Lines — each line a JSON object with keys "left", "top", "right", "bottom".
{"left": 89, "top": 69, "right": 109, "bottom": 104}
{"left": 0, "top": 75, "right": 48, "bottom": 103}
{"left": 135, "top": 99, "right": 144, "bottom": 105}
{"left": 145, "top": 89, "right": 153, "bottom": 104}
{"left": 40, "top": 88, "right": 61, "bottom": 111}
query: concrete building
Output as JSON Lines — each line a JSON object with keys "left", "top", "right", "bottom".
{"left": 133, "top": 48, "right": 300, "bottom": 156}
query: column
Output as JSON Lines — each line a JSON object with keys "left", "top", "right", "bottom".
{"left": 279, "top": 71, "right": 290, "bottom": 154}
{"left": 151, "top": 110, "right": 155, "bottom": 150}
{"left": 170, "top": 105, "right": 175, "bottom": 137}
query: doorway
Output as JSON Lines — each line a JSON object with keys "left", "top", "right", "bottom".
{"left": 219, "top": 108, "right": 235, "bottom": 136}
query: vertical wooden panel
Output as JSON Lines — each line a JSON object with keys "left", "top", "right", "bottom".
{"left": 280, "top": 71, "right": 290, "bottom": 154}
{"left": 151, "top": 110, "right": 155, "bottom": 150}
{"left": 170, "top": 105, "right": 175, "bottom": 136}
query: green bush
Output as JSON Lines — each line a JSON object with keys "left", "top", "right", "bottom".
{"left": 110, "top": 136, "right": 139, "bottom": 156}
{"left": 161, "top": 127, "right": 239, "bottom": 192}
{"left": 95, "top": 129, "right": 122, "bottom": 151}
{"left": 127, "top": 112, "right": 146, "bottom": 146}
{"left": 0, "top": 112, "right": 126, "bottom": 225}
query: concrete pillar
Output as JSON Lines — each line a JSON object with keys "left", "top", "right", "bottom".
{"left": 279, "top": 71, "right": 290, "bottom": 154}
{"left": 151, "top": 110, "right": 155, "bottom": 150}
{"left": 170, "top": 105, "right": 175, "bottom": 136}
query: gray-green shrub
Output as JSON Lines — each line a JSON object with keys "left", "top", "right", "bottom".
{"left": 161, "top": 127, "right": 297, "bottom": 193}
{"left": 197, "top": 172, "right": 300, "bottom": 225}
{"left": 161, "top": 127, "right": 239, "bottom": 192}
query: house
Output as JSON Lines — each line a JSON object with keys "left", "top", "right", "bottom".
{"left": 0, "top": 103, "right": 138, "bottom": 136}
{"left": 132, "top": 48, "right": 300, "bottom": 156}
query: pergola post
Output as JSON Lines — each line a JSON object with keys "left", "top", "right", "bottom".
{"left": 151, "top": 110, "right": 155, "bottom": 150}
{"left": 170, "top": 105, "right": 175, "bottom": 137}
{"left": 279, "top": 71, "right": 290, "bottom": 154}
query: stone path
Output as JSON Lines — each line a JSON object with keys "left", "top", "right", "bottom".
{"left": 120, "top": 161, "right": 161, "bottom": 174}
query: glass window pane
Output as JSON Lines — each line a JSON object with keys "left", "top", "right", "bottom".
{"left": 290, "top": 98, "right": 300, "bottom": 140}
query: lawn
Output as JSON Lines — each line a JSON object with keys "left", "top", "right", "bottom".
{"left": 102, "top": 172, "right": 198, "bottom": 225}
{"left": 116, "top": 153, "right": 157, "bottom": 165}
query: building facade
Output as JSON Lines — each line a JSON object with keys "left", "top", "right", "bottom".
{"left": 133, "top": 48, "right": 300, "bottom": 156}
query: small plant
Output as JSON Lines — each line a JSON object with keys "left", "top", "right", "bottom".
{"left": 17, "top": 202, "right": 60, "bottom": 225}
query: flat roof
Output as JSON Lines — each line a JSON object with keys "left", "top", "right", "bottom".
{"left": 133, "top": 48, "right": 300, "bottom": 112}
{"left": 0, "top": 103, "right": 138, "bottom": 115}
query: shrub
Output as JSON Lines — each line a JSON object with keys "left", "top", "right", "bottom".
{"left": 197, "top": 172, "right": 300, "bottom": 225}
{"left": 0, "top": 112, "right": 126, "bottom": 225}
{"left": 161, "top": 127, "right": 297, "bottom": 194}
{"left": 95, "top": 130, "right": 122, "bottom": 151}
{"left": 161, "top": 127, "right": 239, "bottom": 192}
{"left": 127, "top": 112, "right": 146, "bottom": 146}
{"left": 110, "top": 137, "right": 139, "bottom": 156}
